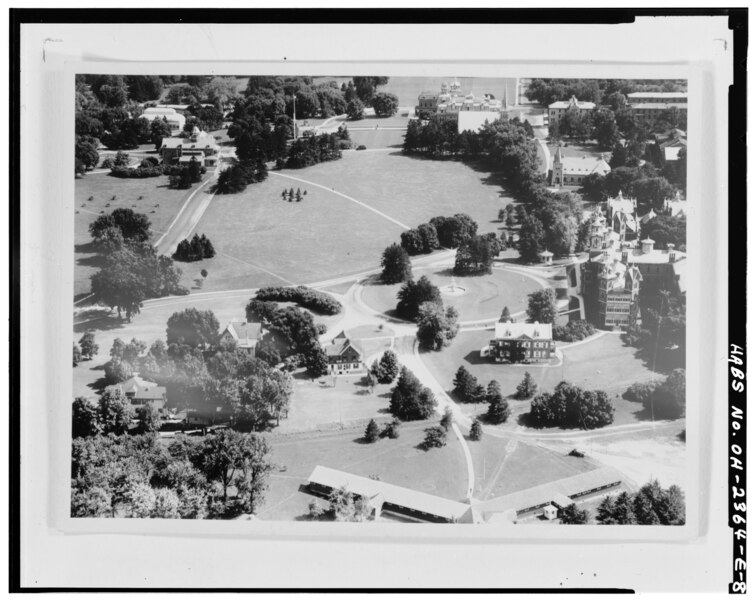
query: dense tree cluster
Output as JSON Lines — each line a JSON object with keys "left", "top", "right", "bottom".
{"left": 452, "top": 366, "right": 485, "bottom": 404}
{"left": 245, "top": 299, "right": 327, "bottom": 376}
{"left": 109, "top": 163, "right": 164, "bottom": 179}
{"left": 517, "top": 192, "right": 583, "bottom": 261}
{"left": 254, "top": 286, "right": 342, "bottom": 315}
{"left": 166, "top": 308, "right": 220, "bottom": 348}
{"left": 369, "top": 350, "right": 400, "bottom": 384}
{"left": 166, "top": 158, "right": 206, "bottom": 189}
{"left": 416, "top": 302, "right": 459, "bottom": 351}
{"left": 285, "top": 132, "right": 344, "bottom": 169}
{"left": 371, "top": 92, "right": 399, "bottom": 117}
{"left": 529, "top": 381, "right": 614, "bottom": 429}
{"left": 623, "top": 292, "right": 685, "bottom": 369}
{"left": 400, "top": 214, "right": 478, "bottom": 256}
{"left": 580, "top": 164, "right": 683, "bottom": 209}
{"left": 552, "top": 319, "right": 595, "bottom": 342}
{"left": 421, "top": 426, "right": 447, "bottom": 450}
{"left": 396, "top": 275, "right": 442, "bottom": 321}
{"left": 91, "top": 242, "right": 187, "bottom": 321}
{"left": 380, "top": 244, "right": 413, "bottom": 283}
{"left": 214, "top": 159, "right": 268, "bottom": 195}
{"left": 596, "top": 480, "right": 685, "bottom": 525}
{"left": 526, "top": 289, "right": 558, "bottom": 324}
{"left": 453, "top": 233, "right": 502, "bottom": 275}
{"left": 389, "top": 367, "right": 437, "bottom": 421}
{"left": 525, "top": 78, "right": 686, "bottom": 107}
{"left": 640, "top": 214, "right": 687, "bottom": 251}
{"left": 71, "top": 430, "right": 273, "bottom": 519}
{"left": 622, "top": 369, "right": 685, "bottom": 420}
{"left": 89, "top": 208, "right": 152, "bottom": 246}
{"left": 173, "top": 233, "right": 216, "bottom": 262}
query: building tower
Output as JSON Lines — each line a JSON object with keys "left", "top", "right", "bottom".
{"left": 550, "top": 145, "right": 564, "bottom": 186}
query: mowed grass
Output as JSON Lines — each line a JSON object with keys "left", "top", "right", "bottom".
{"left": 193, "top": 151, "right": 514, "bottom": 292}
{"left": 275, "top": 151, "right": 514, "bottom": 237}
{"left": 462, "top": 431, "right": 600, "bottom": 500}
{"left": 359, "top": 265, "right": 542, "bottom": 322}
{"left": 348, "top": 129, "right": 406, "bottom": 148}
{"left": 258, "top": 420, "right": 469, "bottom": 521}
{"left": 421, "top": 330, "right": 664, "bottom": 430}
{"left": 73, "top": 172, "right": 210, "bottom": 298}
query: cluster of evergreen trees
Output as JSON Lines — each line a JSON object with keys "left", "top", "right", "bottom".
{"left": 452, "top": 367, "right": 511, "bottom": 425}
{"left": 285, "top": 132, "right": 344, "bottom": 169}
{"left": 173, "top": 233, "right": 216, "bottom": 262}
{"left": 389, "top": 367, "right": 437, "bottom": 421}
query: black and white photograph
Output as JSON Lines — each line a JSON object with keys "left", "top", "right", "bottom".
{"left": 13, "top": 12, "right": 743, "bottom": 592}
{"left": 70, "top": 72, "right": 689, "bottom": 526}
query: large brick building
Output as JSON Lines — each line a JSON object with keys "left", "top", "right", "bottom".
{"left": 487, "top": 320, "right": 555, "bottom": 363}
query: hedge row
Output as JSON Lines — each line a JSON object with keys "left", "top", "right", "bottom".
{"left": 255, "top": 286, "right": 342, "bottom": 315}
{"left": 109, "top": 164, "right": 164, "bottom": 178}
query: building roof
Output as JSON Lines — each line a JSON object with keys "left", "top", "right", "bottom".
{"left": 475, "top": 467, "right": 624, "bottom": 516}
{"left": 606, "top": 191, "right": 636, "bottom": 215}
{"left": 457, "top": 111, "right": 502, "bottom": 133}
{"left": 538, "top": 250, "right": 554, "bottom": 257}
{"left": 548, "top": 95, "right": 595, "bottom": 110}
{"left": 493, "top": 321, "right": 553, "bottom": 341}
{"left": 161, "top": 137, "right": 184, "bottom": 149}
{"left": 630, "top": 103, "right": 688, "bottom": 110}
{"left": 119, "top": 373, "right": 157, "bottom": 395}
{"left": 307, "top": 466, "right": 474, "bottom": 522}
{"left": 627, "top": 92, "right": 687, "bottom": 100}
{"left": 324, "top": 338, "right": 360, "bottom": 358}
{"left": 223, "top": 321, "right": 262, "bottom": 345}
{"left": 134, "top": 386, "right": 167, "bottom": 400}
{"left": 559, "top": 155, "right": 611, "bottom": 176}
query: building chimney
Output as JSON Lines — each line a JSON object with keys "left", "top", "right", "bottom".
{"left": 641, "top": 238, "right": 654, "bottom": 255}
{"left": 621, "top": 249, "right": 629, "bottom": 264}
{"left": 667, "top": 243, "right": 676, "bottom": 263}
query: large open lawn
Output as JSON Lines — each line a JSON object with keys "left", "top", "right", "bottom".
{"left": 359, "top": 265, "right": 542, "bottom": 322}
{"left": 73, "top": 172, "right": 211, "bottom": 298}
{"left": 257, "top": 420, "right": 469, "bottom": 521}
{"left": 421, "top": 330, "right": 665, "bottom": 429}
{"left": 191, "top": 151, "right": 516, "bottom": 292}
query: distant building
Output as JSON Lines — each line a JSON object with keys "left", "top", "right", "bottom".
{"left": 160, "top": 128, "right": 220, "bottom": 167}
{"left": 627, "top": 93, "right": 688, "bottom": 127}
{"left": 325, "top": 332, "right": 363, "bottom": 374}
{"left": 550, "top": 146, "right": 611, "bottom": 187}
{"left": 142, "top": 106, "right": 186, "bottom": 135}
{"left": 220, "top": 321, "right": 263, "bottom": 354}
{"left": 415, "top": 78, "right": 514, "bottom": 119}
{"left": 306, "top": 465, "right": 481, "bottom": 523}
{"left": 547, "top": 95, "right": 595, "bottom": 125}
{"left": 118, "top": 373, "right": 167, "bottom": 412}
{"left": 605, "top": 191, "right": 639, "bottom": 243}
{"left": 487, "top": 320, "right": 555, "bottom": 363}
{"left": 661, "top": 190, "right": 687, "bottom": 217}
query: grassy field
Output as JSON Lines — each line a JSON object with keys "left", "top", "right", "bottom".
{"left": 257, "top": 420, "right": 469, "bottom": 521}
{"left": 191, "top": 151, "right": 516, "bottom": 292}
{"left": 462, "top": 430, "right": 601, "bottom": 500}
{"left": 73, "top": 172, "right": 211, "bottom": 298}
{"left": 359, "top": 265, "right": 542, "bottom": 322}
{"left": 348, "top": 130, "right": 406, "bottom": 149}
{"left": 421, "top": 330, "right": 664, "bottom": 430}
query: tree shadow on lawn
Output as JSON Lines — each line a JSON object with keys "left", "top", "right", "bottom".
{"left": 73, "top": 316, "right": 128, "bottom": 334}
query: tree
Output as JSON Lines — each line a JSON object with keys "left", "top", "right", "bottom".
{"left": 517, "top": 215, "right": 546, "bottom": 263}
{"left": 596, "top": 495, "right": 616, "bottom": 524}
{"left": 452, "top": 366, "right": 478, "bottom": 403}
{"left": 89, "top": 208, "right": 152, "bottom": 245}
{"left": 377, "top": 350, "right": 400, "bottom": 384}
{"left": 560, "top": 503, "right": 589, "bottom": 524}
{"left": 125, "top": 75, "right": 164, "bottom": 102}
{"left": 352, "top": 76, "right": 389, "bottom": 105}
{"left": 346, "top": 98, "right": 365, "bottom": 120}
{"left": 416, "top": 302, "right": 459, "bottom": 351}
{"left": 396, "top": 275, "right": 442, "bottom": 321}
{"left": 78, "top": 332, "right": 99, "bottom": 360}
{"left": 372, "top": 92, "right": 399, "bottom": 117}
{"left": 527, "top": 289, "right": 558, "bottom": 324}
{"left": 469, "top": 419, "right": 483, "bottom": 441}
{"left": 137, "top": 404, "right": 162, "bottom": 434}
{"left": 515, "top": 372, "right": 538, "bottom": 399}
{"left": 72, "top": 397, "right": 102, "bottom": 438}
{"left": 234, "top": 434, "right": 273, "bottom": 514}
{"left": 150, "top": 117, "right": 173, "bottom": 149}
{"left": 73, "top": 343, "right": 82, "bottom": 367}
{"left": 611, "top": 491, "right": 636, "bottom": 524}
{"left": 422, "top": 426, "right": 447, "bottom": 450}
{"left": 439, "top": 406, "right": 454, "bottom": 431}
{"left": 529, "top": 382, "right": 614, "bottom": 429}
{"left": 500, "top": 306, "right": 512, "bottom": 322}
{"left": 453, "top": 234, "right": 499, "bottom": 275}
{"left": 75, "top": 137, "right": 100, "bottom": 171}
{"left": 98, "top": 386, "right": 133, "bottom": 435}
{"left": 305, "top": 344, "right": 329, "bottom": 378}
{"left": 389, "top": 367, "right": 437, "bottom": 421}
{"left": 592, "top": 107, "right": 620, "bottom": 150}
{"left": 382, "top": 418, "right": 401, "bottom": 439}
{"left": 364, "top": 418, "right": 380, "bottom": 443}
{"left": 486, "top": 386, "right": 511, "bottom": 425}
{"left": 204, "top": 76, "right": 241, "bottom": 108}
{"left": 380, "top": 244, "right": 413, "bottom": 284}
{"left": 166, "top": 308, "right": 220, "bottom": 348}
{"left": 328, "top": 485, "right": 373, "bottom": 522}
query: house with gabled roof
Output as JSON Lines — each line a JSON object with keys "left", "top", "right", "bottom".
{"left": 220, "top": 320, "right": 263, "bottom": 354}
{"left": 487, "top": 320, "right": 555, "bottom": 363}
{"left": 550, "top": 146, "right": 611, "bottom": 187}
{"left": 325, "top": 332, "right": 363, "bottom": 374}
{"left": 118, "top": 373, "right": 167, "bottom": 412}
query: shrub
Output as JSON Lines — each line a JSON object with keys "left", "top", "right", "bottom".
{"left": 109, "top": 164, "right": 164, "bottom": 178}
{"left": 254, "top": 286, "right": 342, "bottom": 315}
{"left": 381, "top": 418, "right": 401, "bottom": 439}
{"left": 364, "top": 419, "right": 380, "bottom": 443}
{"left": 421, "top": 426, "right": 447, "bottom": 450}
{"left": 469, "top": 419, "right": 483, "bottom": 441}
{"left": 356, "top": 145, "right": 367, "bottom": 151}
{"left": 553, "top": 319, "right": 596, "bottom": 342}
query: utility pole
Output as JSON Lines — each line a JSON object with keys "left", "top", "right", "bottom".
{"left": 292, "top": 94, "right": 297, "bottom": 141}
